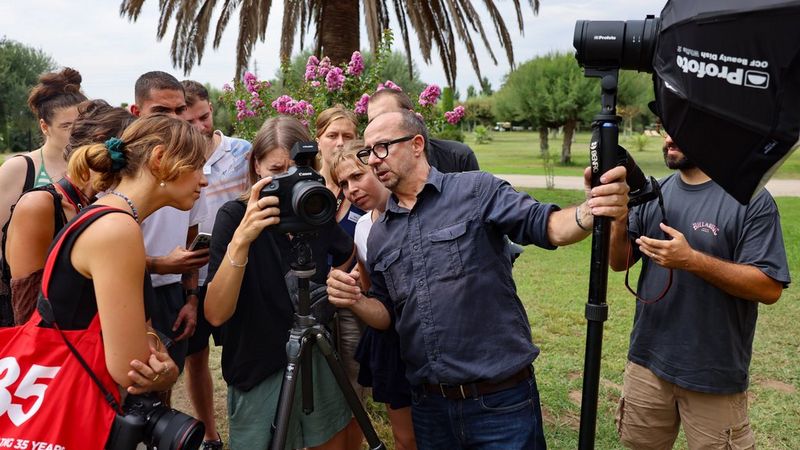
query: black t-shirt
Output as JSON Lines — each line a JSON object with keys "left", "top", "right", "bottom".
{"left": 427, "top": 138, "right": 479, "bottom": 173}
{"left": 207, "top": 200, "right": 354, "bottom": 391}
{"left": 38, "top": 206, "right": 156, "bottom": 329}
{"left": 627, "top": 174, "right": 790, "bottom": 394}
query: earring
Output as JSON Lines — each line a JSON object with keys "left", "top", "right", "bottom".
{"left": 159, "top": 181, "right": 166, "bottom": 187}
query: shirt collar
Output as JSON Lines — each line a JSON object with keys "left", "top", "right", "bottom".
{"left": 382, "top": 166, "right": 444, "bottom": 220}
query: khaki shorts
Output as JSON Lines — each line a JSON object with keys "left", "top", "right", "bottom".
{"left": 616, "top": 362, "right": 755, "bottom": 450}
{"left": 336, "top": 308, "right": 367, "bottom": 403}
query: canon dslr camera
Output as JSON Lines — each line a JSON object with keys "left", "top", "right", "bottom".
{"left": 106, "top": 394, "right": 205, "bottom": 450}
{"left": 260, "top": 141, "right": 337, "bottom": 233}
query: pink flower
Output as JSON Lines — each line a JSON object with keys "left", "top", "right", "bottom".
{"left": 243, "top": 72, "right": 260, "bottom": 94}
{"left": 444, "top": 105, "right": 466, "bottom": 125}
{"left": 354, "top": 94, "right": 370, "bottom": 115}
{"left": 272, "top": 95, "right": 295, "bottom": 114}
{"left": 418, "top": 84, "right": 441, "bottom": 107}
{"left": 377, "top": 80, "right": 403, "bottom": 92}
{"left": 346, "top": 51, "right": 365, "bottom": 76}
{"left": 235, "top": 99, "right": 247, "bottom": 112}
{"left": 317, "top": 57, "right": 332, "bottom": 79}
{"left": 311, "top": 80, "right": 321, "bottom": 88}
{"left": 304, "top": 56, "right": 319, "bottom": 81}
{"left": 223, "top": 83, "right": 233, "bottom": 92}
{"left": 326, "top": 67, "right": 345, "bottom": 91}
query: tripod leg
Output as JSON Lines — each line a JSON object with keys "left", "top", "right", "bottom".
{"left": 302, "top": 335, "right": 314, "bottom": 414}
{"left": 313, "top": 329, "right": 386, "bottom": 450}
{"left": 270, "top": 332, "right": 306, "bottom": 450}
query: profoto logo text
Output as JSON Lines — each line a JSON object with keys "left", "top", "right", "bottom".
{"left": 677, "top": 55, "right": 770, "bottom": 89}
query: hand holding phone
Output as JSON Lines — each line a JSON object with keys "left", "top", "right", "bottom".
{"left": 189, "top": 232, "right": 212, "bottom": 251}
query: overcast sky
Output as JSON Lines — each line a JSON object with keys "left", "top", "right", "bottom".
{"left": 1, "top": 0, "right": 666, "bottom": 106}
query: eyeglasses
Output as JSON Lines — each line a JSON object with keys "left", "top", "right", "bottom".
{"left": 357, "top": 135, "right": 415, "bottom": 164}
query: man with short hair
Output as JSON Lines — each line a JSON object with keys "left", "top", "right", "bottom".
{"left": 367, "top": 88, "right": 479, "bottom": 173}
{"left": 181, "top": 79, "right": 250, "bottom": 450}
{"left": 131, "top": 71, "right": 188, "bottom": 118}
{"left": 131, "top": 71, "right": 209, "bottom": 377}
{"left": 608, "top": 133, "right": 790, "bottom": 449}
{"left": 327, "top": 110, "right": 630, "bottom": 449}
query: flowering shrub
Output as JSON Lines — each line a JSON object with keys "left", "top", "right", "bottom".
{"left": 221, "top": 30, "right": 465, "bottom": 141}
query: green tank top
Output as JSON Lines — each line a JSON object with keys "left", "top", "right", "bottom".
{"left": 34, "top": 150, "right": 53, "bottom": 188}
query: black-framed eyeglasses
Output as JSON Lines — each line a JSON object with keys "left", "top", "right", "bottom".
{"left": 357, "top": 135, "right": 415, "bottom": 164}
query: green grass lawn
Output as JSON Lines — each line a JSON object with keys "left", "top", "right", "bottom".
{"left": 467, "top": 130, "right": 800, "bottom": 179}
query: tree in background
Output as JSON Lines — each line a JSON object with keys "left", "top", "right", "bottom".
{"left": 495, "top": 52, "right": 651, "bottom": 165}
{"left": 119, "top": 0, "right": 539, "bottom": 88}
{"left": 617, "top": 70, "right": 655, "bottom": 134}
{"left": 0, "top": 38, "right": 55, "bottom": 152}
{"left": 480, "top": 76, "right": 494, "bottom": 96}
{"left": 462, "top": 96, "right": 495, "bottom": 131}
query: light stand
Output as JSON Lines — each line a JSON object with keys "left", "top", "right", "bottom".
{"left": 578, "top": 69, "right": 621, "bottom": 450}
{"left": 270, "top": 234, "right": 385, "bottom": 450}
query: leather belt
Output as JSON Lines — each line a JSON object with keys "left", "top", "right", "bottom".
{"left": 420, "top": 366, "right": 532, "bottom": 400}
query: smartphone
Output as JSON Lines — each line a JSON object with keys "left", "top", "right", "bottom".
{"left": 189, "top": 232, "right": 212, "bottom": 251}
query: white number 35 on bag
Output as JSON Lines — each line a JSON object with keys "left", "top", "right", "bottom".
{"left": 0, "top": 357, "right": 60, "bottom": 426}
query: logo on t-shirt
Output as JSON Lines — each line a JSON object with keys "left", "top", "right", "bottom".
{"left": 692, "top": 221, "right": 719, "bottom": 236}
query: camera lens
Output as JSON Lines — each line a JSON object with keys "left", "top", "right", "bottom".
{"left": 147, "top": 407, "right": 205, "bottom": 450}
{"left": 292, "top": 181, "right": 336, "bottom": 226}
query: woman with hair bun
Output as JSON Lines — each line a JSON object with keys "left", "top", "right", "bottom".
{"left": 0, "top": 67, "right": 87, "bottom": 244}
{"left": 42, "top": 114, "right": 207, "bottom": 394}
{"left": 3, "top": 99, "right": 135, "bottom": 324}
{"left": 0, "top": 68, "right": 87, "bottom": 326}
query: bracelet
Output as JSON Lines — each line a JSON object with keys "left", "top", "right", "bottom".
{"left": 226, "top": 242, "right": 248, "bottom": 268}
{"left": 575, "top": 204, "right": 591, "bottom": 232}
{"left": 146, "top": 331, "right": 163, "bottom": 352}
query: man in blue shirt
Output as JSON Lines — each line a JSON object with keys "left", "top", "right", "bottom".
{"left": 327, "top": 110, "right": 629, "bottom": 449}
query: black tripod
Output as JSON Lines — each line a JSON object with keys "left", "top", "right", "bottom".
{"left": 270, "top": 234, "right": 385, "bottom": 450}
{"left": 577, "top": 69, "right": 622, "bottom": 449}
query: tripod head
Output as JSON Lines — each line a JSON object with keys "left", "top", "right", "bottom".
{"left": 288, "top": 231, "right": 318, "bottom": 318}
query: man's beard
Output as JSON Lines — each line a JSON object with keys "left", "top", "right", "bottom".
{"left": 663, "top": 145, "right": 697, "bottom": 170}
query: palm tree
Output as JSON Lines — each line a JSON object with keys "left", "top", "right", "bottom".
{"left": 118, "top": 0, "right": 539, "bottom": 86}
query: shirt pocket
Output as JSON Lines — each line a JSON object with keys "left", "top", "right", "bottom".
{"left": 427, "top": 220, "right": 468, "bottom": 281}
{"left": 374, "top": 247, "right": 408, "bottom": 309}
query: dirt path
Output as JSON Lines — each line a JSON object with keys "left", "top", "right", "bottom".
{"left": 495, "top": 174, "right": 800, "bottom": 197}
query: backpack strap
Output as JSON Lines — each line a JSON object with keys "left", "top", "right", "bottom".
{"left": 16, "top": 154, "right": 36, "bottom": 193}
{"left": 53, "top": 177, "right": 89, "bottom": 214}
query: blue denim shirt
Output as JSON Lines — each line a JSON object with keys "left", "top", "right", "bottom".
{"left": 366, "top": 168, "right": 559, "bottom": 385}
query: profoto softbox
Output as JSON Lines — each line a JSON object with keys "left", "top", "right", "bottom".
{"left": 652, "top": 0, "right": 800, "bottom": 204}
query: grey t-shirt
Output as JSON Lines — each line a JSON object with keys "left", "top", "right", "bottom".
{"left": 627, "top": 173, "right": 790, "bottom": 394}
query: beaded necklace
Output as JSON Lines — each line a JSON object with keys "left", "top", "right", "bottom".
{"left": 107, "top": 191, "right": 140, "bottom": 223}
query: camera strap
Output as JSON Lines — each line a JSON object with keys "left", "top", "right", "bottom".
{"left": 40, "top": 205, "right": 131, "bottom": 414}
{"left": 624, "top": 182, "right": 674, "bottom": 304}
{"left": 53, "top": 176, "right": 91, "bottom": 213}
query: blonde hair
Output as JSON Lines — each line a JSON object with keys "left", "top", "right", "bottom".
{"left": 68, "top": 115, "right": 206, "bottom": 193}
{"left": 315, "top": 105, "right": 358, "bottom": 139}
{"left": 329, "top": 139, "right": 366, "bottom": 187}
